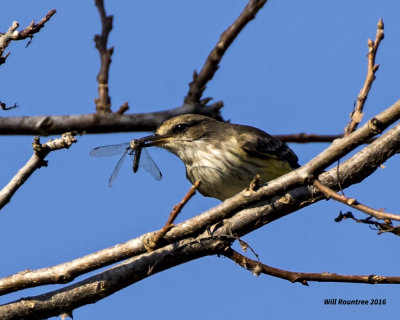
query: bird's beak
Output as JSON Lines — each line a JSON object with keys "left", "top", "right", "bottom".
{"left": 137, "top": 134, "right": 170, "bottom": 148}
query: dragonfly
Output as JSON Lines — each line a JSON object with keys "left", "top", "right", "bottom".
{"left": 89, "top": 139, "right": 162, "bottom": 187}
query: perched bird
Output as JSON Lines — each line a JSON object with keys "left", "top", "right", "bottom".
{"left": 139, "top": 114, "right": 300, "bottom": 201}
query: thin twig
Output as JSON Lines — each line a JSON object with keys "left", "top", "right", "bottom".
{"left": 145, "top": 180, "right": 201, "bottom": 251}
{"left": 223, "top": 247, "right": 400, "bottom": 285}
{"left": 0, "top": 132, "right": 77, "bottom": 210}
{"left": 274, "top": 133, "right": 343, "bottom": 143}
{"left": 0, "top": 9, "right": 56, "bottom": 65}
{"left": 184, "top": 0, "right": 267, "bottom": 104}
{"left": 344, "top": 19, "right": 384, "bottom": 135}
{"left": 116, "top": 102, "right": 129, "bottom": 114}
{"left": 275, "top": 133, "right": 374, "bottom": 144}
{"left": 335, "top": 211, "right": 400, "bottom": 236}
{"left": 0, "top": 101, "right": 17, "bottom": 111}
{"left": 94, "top": 0, "right": 113, "bottom": 113}
{"left": 313, "top": 179, "right": 400, "bottom": 221}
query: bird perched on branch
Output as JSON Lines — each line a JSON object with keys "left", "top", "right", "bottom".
{"left": 139, "top": 114, "right": 300, "bottom": 201}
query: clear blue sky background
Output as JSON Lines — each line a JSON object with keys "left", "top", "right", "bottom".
{"left": 1, "top": 1, "right": 399, "bottom": 319}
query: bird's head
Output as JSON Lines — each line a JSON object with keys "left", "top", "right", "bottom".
{"left": 140, "top": 114, "right": 221, "bottom": 154}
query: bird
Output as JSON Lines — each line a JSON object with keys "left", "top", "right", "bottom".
{"left": 139, "top": 114, "right": 300, "bottom": 201}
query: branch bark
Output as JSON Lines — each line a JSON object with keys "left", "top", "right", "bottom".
{"left": 0, "top": 103, "right": 223, "bottom": 136}
{"left": 0, "top": 235, "right": 230, "bottom": 320}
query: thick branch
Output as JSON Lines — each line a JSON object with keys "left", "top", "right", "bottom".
{"left": 0, "top": 132, "right": 77, "bottom": 210}
{"left": 184, "top": 0, "right": 267, "bottom": 104}
{"left": 0, "top": 103, "right": 222, "bottom": 136}
{"left": 0, "top": 235, "right": 230, "bottom": 320}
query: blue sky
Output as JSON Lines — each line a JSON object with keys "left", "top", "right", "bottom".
{"left": 1, "top": 1, "right": 400, "bottom": 319}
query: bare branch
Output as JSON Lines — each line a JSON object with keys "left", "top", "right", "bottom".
{"left": 0, "top": 234, "right": 231, "bottom": 320}
{"left": 275, "top": 133, "right": 343, "bottom": 143}
{"left": 94, "top": 0, "right": 113, "bottom": 113}
{"left": 313, "top": 179, "right": 400, "bottom": 221}
{"left": 0, "top": 101, "right": 17, "bottom": 111}
{"left": 223, "top": 248, "right": 400, "bottom": 285}
{"left": 277, "top": 134, "right": 378, "bottom": 144}
{"left": 344, "top": 18, "right": 384, "bottom": 135}
{"left": 0, "top": 132, "right": 77, "bottom": 210}
{"left": 144, "top": 180, "right": 201, "bottom": 251}
{"left": 0, "top": 103, "right": 223, "bottom": 136}
{"left": 116, "top": 102, "right": 129, "bottom": 114}
{"left": 0, "top": 21, "right": 19, "bottom": 64}
{"left": 0, "top": 9, "right": 56, "bottom": 65}
{"left": 335, "top": 211, "right": 400, "bottom": 236}
{"left": 184, "top": 0, "right": 267, "bottom": 104}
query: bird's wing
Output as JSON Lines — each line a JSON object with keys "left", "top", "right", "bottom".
{"left": 236, "top": 125, "right": 300, "bottom": 169}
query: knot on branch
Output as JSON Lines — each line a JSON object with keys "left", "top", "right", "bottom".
{"left": 369, "top": 117, "right": 384, "bottom": 134}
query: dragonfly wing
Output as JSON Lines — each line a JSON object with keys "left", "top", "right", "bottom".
{"left": 108, "top": 149, "right": 129, "bottom": 187}
{"left": 141, "top": 149, "right": 162, "bottom": 181}
{"left": 89, "top": 143, "right": 130, "bottom": 157}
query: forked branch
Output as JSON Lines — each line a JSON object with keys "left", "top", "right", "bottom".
{"left": 344, "top": 19, "right": 384, "bottom": 135}
{"left": 0, "top": 132, "right": 77, "bottom": 210}
{"left": 0, "top": 9, "right": 56, "bottom": 65}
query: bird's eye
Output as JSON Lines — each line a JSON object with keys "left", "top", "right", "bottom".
{"left": 173, "top": 123, "right": 188, "bottom": 133}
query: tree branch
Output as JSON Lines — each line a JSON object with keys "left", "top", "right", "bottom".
{"left": 144, "top": 180, "right": 201, "bottom": 251}
{"left": 335, "top": 211, "right": 400, "bottom": 236}
{"left": 344, "top": 18, "right": 384, "bottom": 135}
{"left": 184, "top": 0, "right": 267, "bottom": 104}
{"left": 313, "top": 179, "right": 400, "bottom": 221}
{"left": 94, "top": 0, "right": 113, "bottom": 113}
{"left": 0, "top": 101, "right": 17, "bottom": 111}
{"left": 0, "top": 9, "right": 56, "bottom": 65}
{"left": 0, "top": 102, "right": 223, "bottom": 136}
{"left": 0, "top": 234, "right": 231, "bottom": 320}
{"left": 0, "top": 132, "right": 77, "bottom": 210}
{"left": 223, "top": 248, "right": 400, "bottom": 285}
{"left": 311, "top": 19, "right": 389, "bottom": 221}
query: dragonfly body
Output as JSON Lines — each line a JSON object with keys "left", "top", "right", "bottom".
{"left": 90, "top": 140, "right": 162, "bottom": 187}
